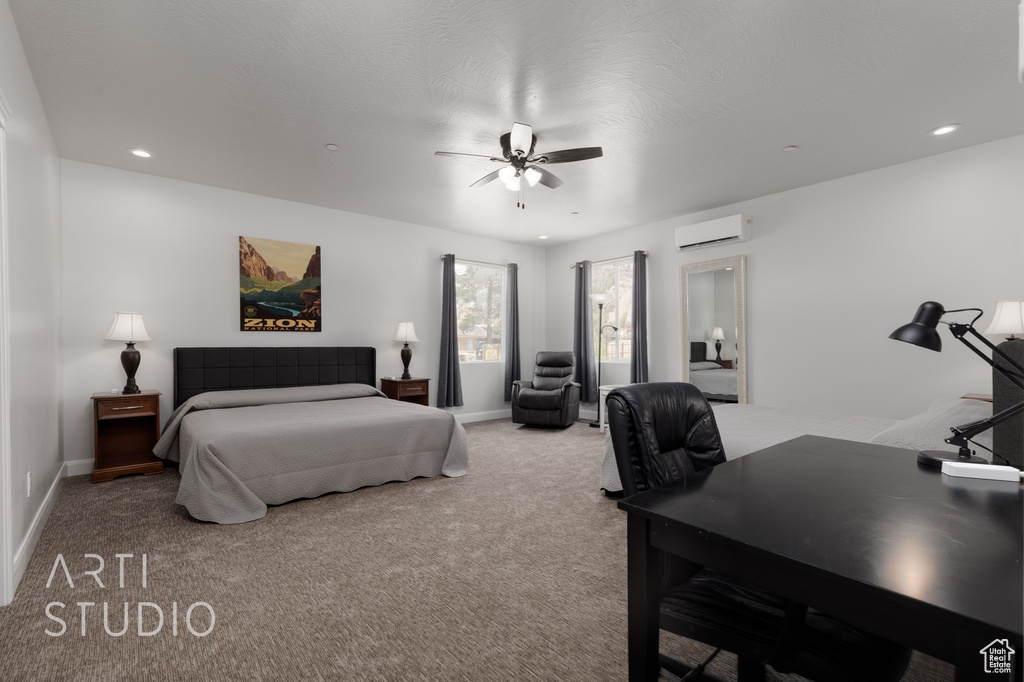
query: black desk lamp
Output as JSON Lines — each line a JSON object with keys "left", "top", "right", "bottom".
{"left": 890, "top": 301, "right": 1024, "bottom": 467}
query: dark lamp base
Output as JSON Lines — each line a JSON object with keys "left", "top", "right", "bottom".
{"left": 120, "top": 342, "right": 142, "bottom": 395}
{"left": 917, "top": 449, "right": 988, "bottom": 468}
{"left": 589, "top": 420, "right": 601, "bottom": 428}
{"left": 400, "top": 343, "right": 412, "bottom": 380}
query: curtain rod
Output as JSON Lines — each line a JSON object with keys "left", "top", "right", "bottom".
{"left": 440, "top": 255, "right": 509, "bottom": 268}
{"left": 569, "top": 251, "right": 647, "bottom": 269}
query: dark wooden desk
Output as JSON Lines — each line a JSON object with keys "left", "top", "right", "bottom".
{"left": 618, "top": 435, "right": 1023, "bottom": 682}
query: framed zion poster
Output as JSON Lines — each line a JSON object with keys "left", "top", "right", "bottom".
{"left": 239, "top": 236, "right": 321, "bottom": 332}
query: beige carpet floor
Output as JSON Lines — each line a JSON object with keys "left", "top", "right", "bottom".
{"left": 0, "top": 419, "right": 953, "bottom": 681}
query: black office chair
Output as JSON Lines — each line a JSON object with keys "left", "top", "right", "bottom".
{"left": 607, "top": 383, "right": 912, "bottom": 682}
{"left": 511, "top": 351, "right": 581, "bottom": 427}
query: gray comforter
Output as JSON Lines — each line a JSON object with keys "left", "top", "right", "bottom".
{"left": 153, "top": 384, "right": 469, "bottom": 524}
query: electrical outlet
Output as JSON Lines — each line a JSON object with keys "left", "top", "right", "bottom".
{"left": 27, "top": 471, "right": 31, "bottom": 498}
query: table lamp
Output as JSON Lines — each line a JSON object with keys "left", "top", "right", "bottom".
{"left": 104, "top": 312, "right": 151, "bottom": 394}
{"left": 984, "top": 300, "right": 1024, "bottom": 340}
{"left": 711, "top": 327, "right": 726, "bottom": 361}
{"left": 889, "top": 301, "right": 1024, "bottom": 467}
{"left": 394, "top": 322, "right": 420, "bottom": 380}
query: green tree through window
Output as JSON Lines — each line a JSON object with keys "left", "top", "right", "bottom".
{"left": 454, "top": 261, "right": 504, "bottom": 362}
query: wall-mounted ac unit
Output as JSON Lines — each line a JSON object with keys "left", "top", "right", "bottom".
{"left": 674, "top": 214, "right": 749, "bottom": 251}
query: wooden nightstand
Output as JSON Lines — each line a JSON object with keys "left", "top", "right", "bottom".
{"left": 91, "top": 391, "right": 164, "bottom": 482}
{"left": 380, "top": 377, "right": 429, "bottom": 406}
{"left": 712, "top": 359, "right": 733, "bottom": 369}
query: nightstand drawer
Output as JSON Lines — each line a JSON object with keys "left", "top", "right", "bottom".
{"left": 398, "top": 383, "right": 427, "bottom": 397}
{"left": 380, "top": 378, "right": 430, "bottom": 406}
{"left": 96, "top": 397, "right": 158, "bottom": 420}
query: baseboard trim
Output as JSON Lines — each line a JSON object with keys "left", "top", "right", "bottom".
{"left": 13, "top": 462, "right": 65, "bottom": 592}
{"left": 64, "top": 458, "right": 93, "bottom": 477}
{"left": 452, "top": 409, "right": 511, "bottom": 424}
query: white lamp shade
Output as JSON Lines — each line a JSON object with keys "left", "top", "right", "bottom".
{"left": 984, "top": 300, "right": 1024, "bottom": 336}
{"left": 104, "top": 312, "right": 151, "bottom": 342}
{"left": 711, "top": 327, "right": 726, "bottom": 340}
{"left": 590, "top": 293, "right": 611, "bottom": 305}
{"left": 394, "top": 322, "right": 420, "bottom": 343}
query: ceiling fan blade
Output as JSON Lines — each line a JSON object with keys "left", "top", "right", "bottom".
{"left": 470, "top": 168, "right": 503, "bottom": 188}
{"left": 529, "top": 165, "right": 563, "bottom": 189}
{"left": 435, "top": 151, "right": 504, "bottom": 162}
{"left": 509, "top": 122, "right": 533, "bottom": 156}
{"left": 534, "top": 146, "right": 603, "bottom": 164}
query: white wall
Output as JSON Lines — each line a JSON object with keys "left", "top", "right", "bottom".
{"left": 0, "top": 0, "right": 63, "bottom": 597}
{"left": 546, "top": 135, "right": 1024, "bottom": 419}
{"left": 60, "top": 161, "right": 545, "bottom": 467}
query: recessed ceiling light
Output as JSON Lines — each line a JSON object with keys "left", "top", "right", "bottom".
{"left": 325, "top": 144, "right": 340, "bottom": 151}
{"left": 129, "top": 149, "right": 152, "bottom": 158}
{"left": 782, "top": 145, "right": 798, "bottom": 152}
{"left": 930, "top": 124, "right": 960, "bottom": 136}
{"left": 538, "top": 236, "right": 548, "bottom": 239}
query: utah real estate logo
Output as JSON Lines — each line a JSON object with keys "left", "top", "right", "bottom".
{"left": 980, "top": 639, "right": 1015, "bottom": 675}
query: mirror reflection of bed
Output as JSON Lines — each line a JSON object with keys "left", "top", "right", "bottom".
{"left": 681, "top": 255, "right": 746, "bottom": 403}
{"left": 689, "top": 341, "right": 738, "bottom": 403}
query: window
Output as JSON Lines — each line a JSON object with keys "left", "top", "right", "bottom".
{"left": 454, "top": 260, "right": 504, "bottom": 362}
{"left": 591, "top": 259, "right": 632, "bottom": 361}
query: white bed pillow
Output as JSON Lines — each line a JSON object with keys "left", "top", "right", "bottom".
{"left": 869, "top": 398, "right": 993, "bottom": 453}
{"left": 690, "top": 361, "right": 722, "bottom": 371}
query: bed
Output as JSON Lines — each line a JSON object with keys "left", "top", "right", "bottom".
{"left": 153, "top": 347, "right": 468, "bottom": 524}
{"left": 688, "top": 341, "right": 737, "bottom": 402}
{"left": 600, "top": 396, "right": 994, "bottom": 493}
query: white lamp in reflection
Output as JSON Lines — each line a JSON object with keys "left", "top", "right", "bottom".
{"left": 394, "top": 322, "right": 420, "bottom": 380}
{"left": 984, "top": 300, "right": 1024, "bottom": 340}
{"left": 711, "top": 327, "right": 726, "bottom": 361}
{"left": 104, "top": 312, "right": 151, "bottom": 394}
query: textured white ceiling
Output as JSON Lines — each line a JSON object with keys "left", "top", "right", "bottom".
{"left": 9, "top": 0, "right": 1024, "bottom": 244}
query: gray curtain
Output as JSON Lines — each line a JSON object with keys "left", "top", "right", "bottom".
{"left": 504, "top": 263, "right": 521, "bottom": 401}
{"left": 437, "top": 254, "right": 463, "bottom": 407}
{"left": 572, "top": 261, "right": 598, "bottom": 402}
{"left": 630, "top": 250, "right": 649, "bottom": 383}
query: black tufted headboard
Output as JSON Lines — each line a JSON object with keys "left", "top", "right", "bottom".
{"left": 690, "top": 341, "right": 707, "bottom": 363}
{"left": 173, "top": 346, "right": 376, "bottom": 408}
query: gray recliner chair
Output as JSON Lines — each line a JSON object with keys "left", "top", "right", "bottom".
{"left": 511, "top": 351, "right": 581, "bottom": 427}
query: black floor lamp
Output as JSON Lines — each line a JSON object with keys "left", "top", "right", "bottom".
{"left": 890, "top": 301, "right": 1024, "bottom": 468}
{"left": 589, "top": 295, "right": 618, "bottom": 428}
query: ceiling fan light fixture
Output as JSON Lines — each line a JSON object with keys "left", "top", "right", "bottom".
{"left": 498, "top": 165, "right": 517, "bottom": 182}
{"left": 523, "top": 167, "right": 541, "bottom": 187}
{"left": 502, "top": 175, "right": 522, "bottom": 192}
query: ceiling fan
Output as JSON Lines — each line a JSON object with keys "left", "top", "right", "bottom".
{"left": 435, "top": 122, "right": 603, "bottom": 207}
